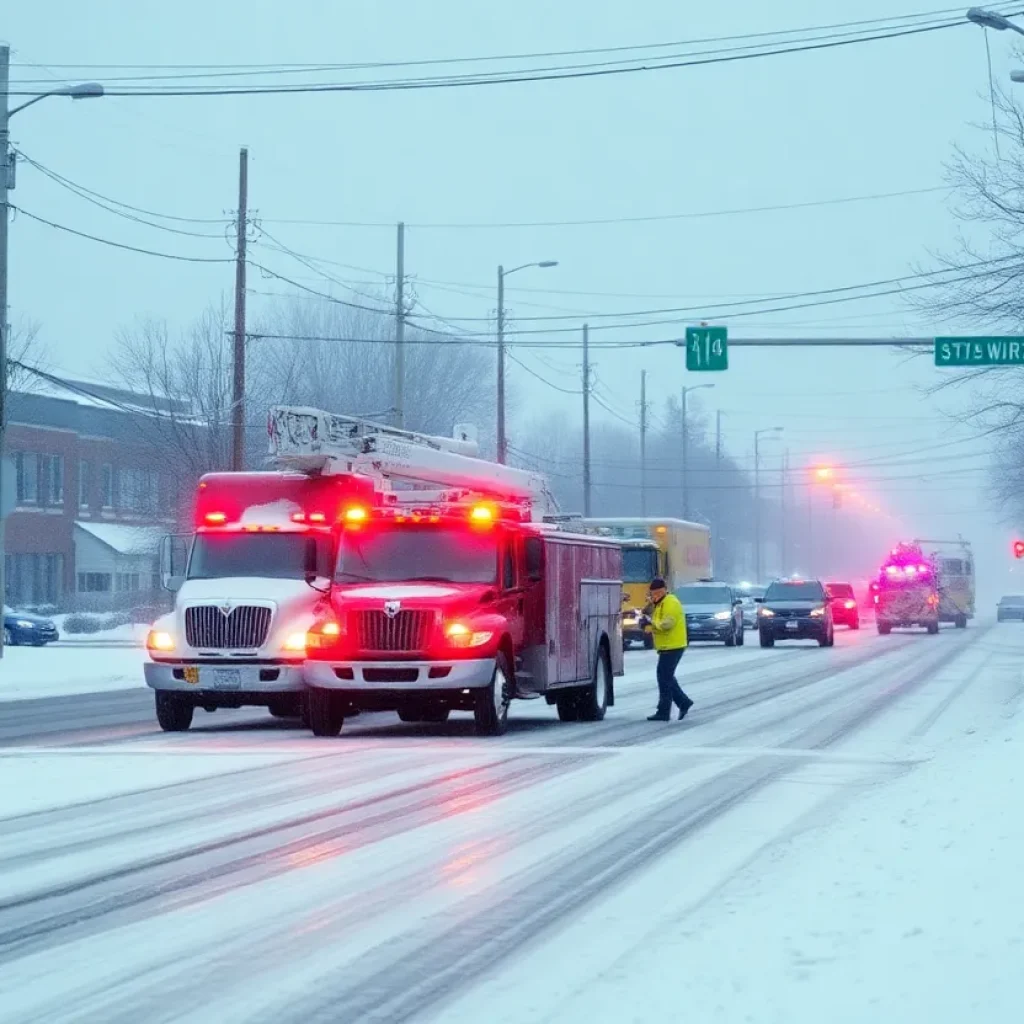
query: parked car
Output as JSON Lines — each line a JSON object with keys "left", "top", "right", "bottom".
{"left": 757, "top": 578, "right": 834, "bottom": 648}
{"left": 675, "top": 581, "right": 745, "bottom": 646}
{"left": 3, "top": 605, "right": 60, "bottom": 647}
{"left": 997, "top": 595, "right": 1024, "bottom": 622}
{"left": 825, "top": 582, "right": 860, "bottom": 629}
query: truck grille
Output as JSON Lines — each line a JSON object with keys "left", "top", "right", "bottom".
{"left": 185, "top": 605, "right": 272, "bottom": 649}
{"left": 356, "top": 610, "right": 433, "bottom": 652}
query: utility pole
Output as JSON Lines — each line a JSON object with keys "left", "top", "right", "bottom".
{"left": 231, "top": 146, "right": 248, "bottom": 472}
{"left": 496, "top": 265, "right": 506, "bottom": 464}
{"left": 582, "top": 324, "right": 591, "bottom": 516}
{"left": 0, "top": 45, "right": 9, "bottom": 635}
{"left": 394, "top": 221, "right": 405, "bottom": 428}
{"left": 681, "top": 387, "right": 689, "bottom": 520}
{"left": 781, "top": 449, "right": 790, "bottom": 576}
{"left": 639, "top": 371, "right": 648, "bottom": 517}
{"left": 754, "top": 427, "right": 783, "bottom": 583}
{"left": 714, "top": 410, "right": 722, "bottom": 573}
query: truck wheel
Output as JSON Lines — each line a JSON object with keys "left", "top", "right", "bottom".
{"left": 927, "top": 620, "right": 940, "bottom": 635}
{"left": 877, "top": 622, "right": 892, "bottom": 636}
{"left": 759, "top": 629, "right": 774, "bottom": 648}
{"left": 642, "top": 634, "right": 654, "bottom": 650}
{"left": 155, "top": 692, "right": 194, "bottom": 732}
{"left": 307, "top": 686, "right": 345, "bottom": 737}
{"left": 556, "top": 692, "right": 580, "bottom": 721}
{"left": 576, "top": 645, "right": 611, "bottom": 722}
{"left": 474, "top": 652, "right": 511, "bottom": 737}
{"left": 955, "top": 615, "right": 968, "bottom": 629}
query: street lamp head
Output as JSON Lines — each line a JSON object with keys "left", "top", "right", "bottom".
{"left": 67, "top": 82, "right": 105, "bottom": 100}
{"left": 537, "top": 260, "right": 558, "bottom": 269}
{"left": 967, "top": 7, "right": 1016, "bottom": 30}
{"left": 1012, "top": 70, "right": 1024, "bottom": 82}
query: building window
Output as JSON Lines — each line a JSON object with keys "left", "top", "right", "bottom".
{"left": 15, "top": 452, "right": 38, "bottom": 504}
{"left": 115, "top": 573, "right": 140, "bottom": 592}
{"left": 5, "top": 553, "right": 63, "bottom": 607}
{"left": 39, "top": 454, "right": 64, "bottom": 506}
{"left": 79, "top": 461, "right": 91, "bottom": 510}
{"left": 101, "top": 465, "right": 114, "bottom": 509}
{"left": 116, "top": 468, "right": 160, "bottom": 514}
{"left": 77, "top": 572, "right": 113, "bottom": 593}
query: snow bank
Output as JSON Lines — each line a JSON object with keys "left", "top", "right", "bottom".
{"left": 0, "top": 647, "right": 147, "bottom": 701}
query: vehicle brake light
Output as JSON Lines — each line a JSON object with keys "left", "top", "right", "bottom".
{"left": 205, "top": 512, "right": 227, "bottom": 525}
{"left": 147, "top": 629, "right": 175, "bottom": 652}
{"left": 844, "top": 599, "right": 856, "bottom": 609}
{"left": 445, "top": 621, "right": 494, "bottom": 648}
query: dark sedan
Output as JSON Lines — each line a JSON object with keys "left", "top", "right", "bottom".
{"left": 2, "top": 605, "right": 60, "bottom": 647}
{"left": 758, "top": 579, "right": 834, "bottom": 647}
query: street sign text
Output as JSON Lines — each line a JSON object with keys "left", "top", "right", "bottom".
{"left": 934, "top": 337, "right": 1024, "bottom": 367}
{"left": 684, "top": 326, "right": 728, "bottom": 372}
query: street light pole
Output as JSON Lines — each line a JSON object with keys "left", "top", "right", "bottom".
{"left": 680, "top": 383, "right": 714, "bottom": 521}
{"left": 0, "top": 45, "right": 103, "bottom": 657}
{"left": 495, "top": 259, "right": 558, "bottom": 464}
{"left": 754, "top": 427, "right": 783, "bottom": 583}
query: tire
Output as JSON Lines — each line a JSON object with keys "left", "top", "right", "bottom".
{"left": 736, "top": 625, "right": 745, "bottom": 646}
{"left": 877, "top": 622, "right": 892, "bottom": 636}
{"left": 576, "top": 644, "right": 611, "bottom": 722}
{"left": 155, "top": 691, "right": 194, "bottom": 732}
{"left": 850, "top": 619, "right": 860, "bottom": 631}
{"left": 3, "top": 627, "right": 15, "bottom": 647}
{"left": 759, "top": 629, "right": 775, "bottom": 648}
{"left": 955, "top": 615, "right": 968, "bottom": 629}
{"left": 474, "top": 651, "right": 511, "bottom": 737}
{"left": 307, "top": 686, "right": 345, "bottom": 737}
{"left": 819, "top": 625, "right": 834, "bottom": 648}
{"left": 642, "top": 634, "right": 654, "bottom": 650}
{"left": 927, "top": 620, "right": 940, "bottom": 635}
{"left": 724, "top": 626, "right": 736, "bottom": 647}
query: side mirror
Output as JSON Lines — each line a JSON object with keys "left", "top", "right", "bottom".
{"left": 304, "top": 537, "right": 320, "bottom": 586}
{"left": 160, "top": 533, "right": 190, "bottom": 591}
{"left": 733, "top": 598, "right": 743, "bottom": 607}
{"left": 754, "top": 597, "right": 764, "bottom": 603}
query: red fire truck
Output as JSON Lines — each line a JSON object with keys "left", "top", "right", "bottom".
{"left": 303, "top": 498, "right": 625, "bottom": 737}
{"left": 874, "top": 542, "right": 940, "bottom": 635}
{"left": 258, "top": 405, "right": 624, "bottom": 738}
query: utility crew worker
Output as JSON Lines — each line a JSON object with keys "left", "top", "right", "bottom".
{"left": 642, "top": 577, "right": 694, "bottom": 722}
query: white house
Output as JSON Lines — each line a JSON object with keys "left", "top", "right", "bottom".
{"left": 73, "top": 522, "right": 164, "bottom": 611}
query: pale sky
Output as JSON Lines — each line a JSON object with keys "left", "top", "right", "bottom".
{"left": 5, "top": 0, "right": 1022, "bottom": 593}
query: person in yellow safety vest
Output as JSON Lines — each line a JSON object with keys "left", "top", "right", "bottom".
{"left": 640, "top": 576, "right": 694, "bottom": 722}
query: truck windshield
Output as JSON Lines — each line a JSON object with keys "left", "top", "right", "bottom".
{"left": 187, "top": 532, "right": 333, "bottom": 580}
{"left": 622, "top": 547, "right": 659, "bottom": 583}
{"left": 335, "top": 527, "right": 498, "bottom": 584}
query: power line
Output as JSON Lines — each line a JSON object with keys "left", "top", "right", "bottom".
{"left": 6, "top": 14, "right": 1001, "bottom": 98}
{"left": 507, "top": 352, "right": 582, "bottom": 395}
{"left": 263, "top": 185, "right": 950, "bottom": 230}
{"left": 12, "top": 206, "right": 236, "bottom": 263}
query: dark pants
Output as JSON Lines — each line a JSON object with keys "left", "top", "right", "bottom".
{"left": 656, "top": 648, "right": 689, "bottom": 715}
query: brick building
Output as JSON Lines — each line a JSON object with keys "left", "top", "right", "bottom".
{"left": 4, "top": 376, "right": 189, "bottom": 611}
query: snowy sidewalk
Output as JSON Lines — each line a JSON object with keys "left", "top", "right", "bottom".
{"left": 0, "top": 646, "right": 147, "bottom": 701}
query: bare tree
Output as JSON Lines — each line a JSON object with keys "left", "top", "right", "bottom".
{"left": 910, "top": 85, "right": 1024, "bottom": 522}
{"left": 3, "top": 318, "right": 47, "bottom": 428}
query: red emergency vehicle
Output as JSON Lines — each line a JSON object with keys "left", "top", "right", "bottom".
{"left": 303, "top": 496, "right": 625, "bottom": 737}
{"left": 874, "top": 543, "right": 940, "bottom": 635}
{"left": 145, "top": 470, "right": 374, "bottom": 730}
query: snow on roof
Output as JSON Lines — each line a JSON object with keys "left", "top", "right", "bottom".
{"left": 75, "top": 521, "right": 164, "bottom": 556}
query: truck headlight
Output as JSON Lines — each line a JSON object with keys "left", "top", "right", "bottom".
{"left": 147, "top": 630, "right": 176, "bottom": 652}
{"left": 445, "top": 622, "right": 494, "bottom": 648}
{"left": 282, "top": 632, "right": 307, "bottom": 653}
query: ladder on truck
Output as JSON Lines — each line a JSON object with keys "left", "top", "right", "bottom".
{"left": 267, "top": 405, "right": 560, "bottom": 521}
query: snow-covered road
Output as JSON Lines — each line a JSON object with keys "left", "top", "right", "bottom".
{"left": 1, "top": 623, "right": 1022, "bottom": 1022}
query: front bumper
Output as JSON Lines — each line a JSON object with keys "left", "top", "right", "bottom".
{"left": 7, "top": 625, "right": 59, "bottom": 644}
{"left": 686, "top": 620, "right": 735, "bottom": 641}
{"left": 760, "top": 618, "right": 826, "bottom": 640}
{"left": 304, "top": 658, "right": 495, "bottom": 691}
{"left": 145, "top": 660, "right": 305, "bottom": 693}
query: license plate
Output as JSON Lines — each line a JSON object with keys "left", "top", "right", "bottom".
{"left": 786, "top": 620, "right": 799, "bottom": 630}
{"left": 183, "top": 666, "right": 200, "bottom": 685}
{"left": 211, "top": 669, "right": 242, "bottom": 690}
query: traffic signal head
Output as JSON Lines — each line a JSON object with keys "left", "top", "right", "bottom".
{"left": 1014, "top": 540, "right": 1024, "bottom": 559}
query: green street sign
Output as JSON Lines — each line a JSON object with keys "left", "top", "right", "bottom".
{"left": 935, "top": 337, "right": 1024, "bottom": 367}
{"left": 684, "top": 326, "right": 728, "bottom": 371}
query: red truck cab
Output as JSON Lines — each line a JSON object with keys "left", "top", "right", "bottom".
{"left": 303, "top": 499, "right": 624, "bottom": 737}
